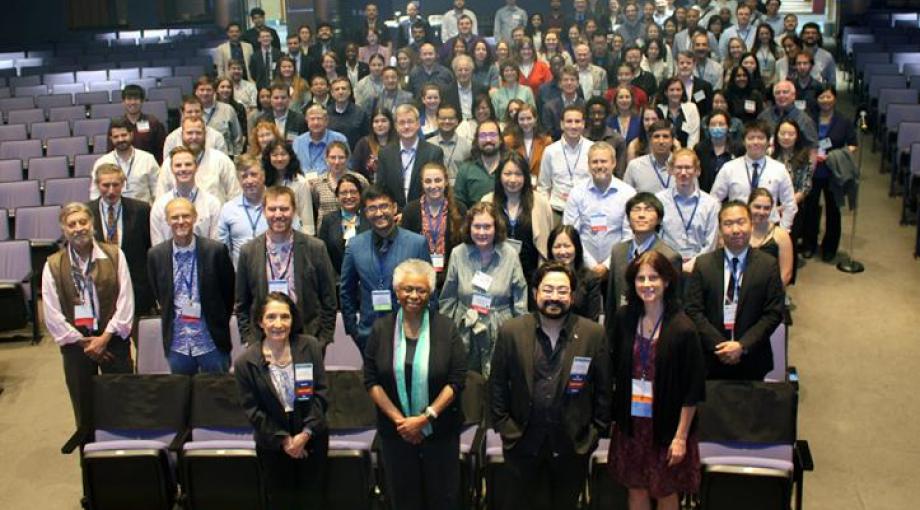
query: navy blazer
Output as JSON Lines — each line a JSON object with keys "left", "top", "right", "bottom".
{"left": 340, "top": 228, "right": 432, "bottom": 344}
{"left": 146, "top": 236, "right": 236, "bottom": 354}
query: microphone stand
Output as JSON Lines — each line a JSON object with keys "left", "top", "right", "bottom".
{"left": 837, "top": 112, "right": 867, "bottom": 273}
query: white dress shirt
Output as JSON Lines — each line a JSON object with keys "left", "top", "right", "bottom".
{"left": 710, "top": 155, "right": 798, "bottom": 230}
{"left": 90, "top": 148, "right": 160, "bottom": 204}
{"left": 537, "top": 136, "right": 594, "bottom": 212}
{"left": 157, "top": 148, "right": 242, "bottom": 203}
{"left": 150, "top": 188, "right": 223, "bottom": 245}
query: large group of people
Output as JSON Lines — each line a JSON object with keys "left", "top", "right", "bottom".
{"left": 40, "top": 1, "right": 853, "bottom": 509}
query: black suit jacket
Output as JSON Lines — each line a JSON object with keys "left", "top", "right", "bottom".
{"left": 146, "top": 236, "right": 236, "bottom": 354}
{"left": 250, "top": 47, "right": 282, "bottom": 90}
{"left": 234, "top": 334, "right": 329, "bottom": 451}
{"left": 363, "top": 312, "right": 467, "bottom": 439}
{"left": 318, "top": 211, "right": 370, "bottom": 275}
{"left": 675, "top": 77, "right": 714, "bottom": 118}
{"left": 289, "top": 51, "right": 314, "bottom": 81}
{"left": 685, "top": 248, "right": 785, "bottom": 381}
{"left": 442, "top": 82, "right": 489, "bottom": 120}
{"left": 235, "top": 231, "right": 338, "bottom": 346}
{"left": 541, "top": 96, "right": 585, "bottom": 140}
{"left": 375, "top": 140, "right": 445, "bottom": 209}
{"left": 90, "top": 197, "right": 154, "bottom": 314}
{"left": 490, "top": 313, "right": 612, "bottom": 455}
{"left": 257, "top": 110, "right": 308, "bottom": 142}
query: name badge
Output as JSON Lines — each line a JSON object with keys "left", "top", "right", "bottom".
{"left": 592, "top": 89, "right": 604, "bottom": 98}
{"left": 286, "top": 133, "right": 298, "bottom": 143}
{"left": 590, "top": 213, "right": 607, "bottom": 233}
{"left": 630, "top": 378, "right": 653, "bottom": 418}
{"left": 619, "top": 294, "right": 628, "bottom": 307}
{"left": 723, "top": 302, "right": 737, "bottom": 333}
{"left": 819, "top": 137, "right": 833, "bottom": 151}
{"left": 136, "top": 120, "right": 150, "bottom": 133}
{"left": 268, "top": 279, "right": 289, "bottom": 295}
{"left": 431, "top": 253, "right": 445, "bottom": 271}
{"left": 505, "top": 238, "right": 523, "bottom": 254}
{"left": 471, "top": 292, "right": 492, "bottom": 314}
{"left": 795, "top": 100, "right": 806, "bottom": 111}
{"left": 372, "top": 289, "right": 393, "bottom": 312}
{"left": 294, "top": 363, "right": 314, "bottom": 401}
{"left": 343, "top": 225, "right": 356, "bottom": 241}
{"left": 472, "top": 271, "right": 493, "bottom": 291}
{"left": 74, "top": 303, "right": 96, "bottom": 330}
{"left": 693, "top": 90, "right": 706, "bottom": 102}
{"left": 180, "top": 302, "right": 202, "bottom": 321}
{"left": 566, "top": 356, "right": 592, "bottom": 395}
{"left": 744, "top": 100, "right": 756, "bottom": 113}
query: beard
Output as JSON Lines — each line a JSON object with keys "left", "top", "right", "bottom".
{"left": 479, "top": 143, "right": 499, "bottom": 156}
{"left": 539, "top": 300, "right": 570, "bottom": 319}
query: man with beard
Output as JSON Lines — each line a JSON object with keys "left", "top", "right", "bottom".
{"left": 195, "top": 75, "right": 244, "bottom": 155}
{"left": 157, "top": 117, "right": 240, "bottom": 203}
{"left": 685, "top": 200, "right": 785, "bottom": 380}
{"left": 441, "top": 0, "right": 478, "bottom": 42}
{"left": 691, "top": 32, "right": 723, "bottom": 91}
{"left": 162, "top": 96, "right": 228, "bottom": 160}
{"left": 454, "top": 119, "right": 504, "bottom": 208}
{"left": 376, "top": 104, "right": 444, "bottom": 209}
{"left": 800, "top": 22, "right": 837, "bottom": 89}
{"left": 235, "top": 186, "right": 338, "bottom": 347}
{"left": 42, "top": 202, "right": 134, "bottom": 428}
{"left": 90, "top": 118, "right": 159, "bottom": 204}
{"left": 490, "top": 261, "right": 611, "bottom": 510}
{"left": 623, "top": 46, "right": 658, "bottom": 98}
{"left": 150, "top": 146, "right": 222, "bottom": 245}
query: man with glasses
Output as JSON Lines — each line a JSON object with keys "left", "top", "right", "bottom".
{"left": 454, "top": 120, "right": 505, "bottom": 208}
{"left": 375, "top": 104, "right": 444, "bottom": 210}
{"left": 429, "top": 104, "right": 472, "bottom": 183}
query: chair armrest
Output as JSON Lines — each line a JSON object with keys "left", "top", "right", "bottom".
{"left": 169, "top": 427, "right": 190, "bottom": 452}
{"left": 794, "top": 439, "right": 814, "bottom": 472}
{"left": 29, "top": 240, "right": 58, "bottom": 249}
{"left": 61, "top": 428, "right": 91, "bottom": 454}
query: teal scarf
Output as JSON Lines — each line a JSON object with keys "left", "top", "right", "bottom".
{"left": 394, "top": 308, "right": 433, "bottom": 437}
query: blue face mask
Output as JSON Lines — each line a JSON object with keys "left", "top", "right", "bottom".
{"left": 709, "top": 126, "right": 728, "bottom": 139}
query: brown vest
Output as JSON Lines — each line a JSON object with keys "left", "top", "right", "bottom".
{"left": 48, "top": 242, "right": 120, "bottom": 332}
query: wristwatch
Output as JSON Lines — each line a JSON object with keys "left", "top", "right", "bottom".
{"left": 424, "top": 406, "right": 438, "bottom": 421}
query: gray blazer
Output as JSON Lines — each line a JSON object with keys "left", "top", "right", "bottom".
{"left": 235, "top": 231, "right": 338, "bottom": 346}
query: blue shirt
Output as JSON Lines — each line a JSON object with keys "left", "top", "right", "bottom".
{"left": 170, "top": 238, "right": 217, "bottom": 357}
{"left": 292, "top": 129, "right": 347, "bottom": 174}
{"left": 217, "top": 195, "right": 269, "bottom": 268}
{"left": 656, "top": 187, "right": 721, "bottom": 261}
{"left": 562, "top": 177, "right": 637, "bottom": 269}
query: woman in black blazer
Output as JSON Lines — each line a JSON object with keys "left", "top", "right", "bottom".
{"left": 364, "top": 259, "right": 467, "bottom": 510}
{"left": 234, "top": 292, "right": 329, "bottom": 510}
{"left": 400, "top": 162, "right": 467, "bottom": 291}
{"left": 318, "top": 173, "right": 368, "bottom": 276}
{"left": 608, "top": 251, "right": 706, "bottom": 510}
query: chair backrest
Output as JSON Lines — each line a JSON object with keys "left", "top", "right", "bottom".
{"left": 855, "top": 51, "right": 891, "bottom": 74}
{"left": 109, "top": 67, "right": 141, "bottom": 83}
{"left": 48, "top": 105, "right": 88, "bottom": 124}
{"left": 863, "top": 63, "right": 901, "bottom": 79}
{"left": 905, "top": 63, "right": 920, "bottom": 78}
{"left": 147, "top": 86, "right": 182, "bottom": 111}
{"left": 74, "top": 153, "right": 102, "bottom": 177}
{"left": 911, "top": 143, "right": 920, "bottom": 177}
{"left": 894, "top": 52, "right": 920, "bottom": 72}
{"left": 0, "top": 124, "right": 28, "bottom": 142}
{"left": 0, "top": 96, "right": 36, "bottom": 119}
{"left": 46, "top": 136, "right": 89, "bottom": 160}
{"left": 142, "top": 100, "right": 168, "bottom": 126}
{"left": 44, "top": 177, "right": 92, "bottom": 205}
{"left": 142, "top": 66, "right": 173, "bottom": 79}
{"left": 14, "top": 84, "right": 49, "bottom": 98}
{"left": 30, "top": 121, "right": 71, "bottom": 143}
{"left": 0, "top": 87, "right": 10, "bottom": 99}
{"left": 0, "top": 140, "right": 42, "bottom": 162}
{"left": 0, "top": 159, "right": 21, "bottom": 182}
{"left": 174, "top": 65, "right": 205, "bottom": 78}
{"left": 43, "top": 72, "right": 76, "bottom": 86}
{"left": 885, "top": 103, "right": 920, "bottom": 131}
{"left": 88, "top": 80, "right": 121, "bottom": 94}
{"left": 845, "top": 33, "right": 875, "bottom": 54}
{"left": 35, "top": 94, "right": 73, "bottom": 115}
{"left": 75, "top": 70, "right": 108, "bottom": 84}
{"left": 26, "top": 156, "right": 69, "bottom": 182}
{"left": 764, "top": 324, "right": 787, "bottom": 383}
{"left": 75, "top": 91, "right": 110, "bottom": 106}
{"left": 136, "top": 317, "right": 170, "bottom": 374}
{"left": 880, "top": 88, "right": 920, "bottom": 118}
{"left": 159, "top": 75, "right": 194, "bottom": 95}
{"left": 91, "top": 374, "right": 191, "bottom": 434}
{"left": 73, "top": 118, "right": 111, "bottom": 138}
{"left": 92, "top": 134, "right": 108, "bottom": 154}
{"left": 0, "top": 240, "right": 31, "bottom": 281}
{"left": 52, "top": 82, "right": 86, "bottom": 97}
{"left": 896, "top": 121, "right": 920, "bottom": 152}
{"left": 325, "top": 369, "right": 377, "bottom": 429}
{"left": 869, "top": 75, "right": 907, "bottom": 100}
{"left": 126, "top": 78, "right": 157, "bottom": 93}
{"left": 9, "top": 75, "right": 40, "bottom": 87}
{"left": 189, "top": 373, "right": 251, "bottom": 430}
{"left": 14, "top": 205, "right": 62, "bottom": 242}
{"left": 90, "top": 103, "right": 125, "bottom": 119}
{"left": 324, "top": 313, "right": 362, "bottom": 369}
{"left": 7, "top": 108, "right": 45, "bottom": 128}
{"left": 0, "top": 209, "right": 8, "bottom": 240}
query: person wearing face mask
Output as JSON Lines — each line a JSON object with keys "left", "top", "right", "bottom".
{"left": 43, "top": 202, "right": 135, "bottom": 429}
{"left": 608, "top": 250, "right": 705, "bottom": 510}
{"left": 685, "top": 200, "right": 785, "bottom": 380}
{"left": 439, "top": 202, "right": 527, "bottom": 376}
{"left": 695, "top": 110, "right": 744, "bottom": 193}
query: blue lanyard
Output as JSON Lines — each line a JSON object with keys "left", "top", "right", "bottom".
{"left": 117, "top": 152, "right": 135, "bottom": 190}
{"left": 424, "top": 201, "right": 444, "bottom": 249}
{"left": 242, "top": 202, "right": 263, "bottom": 237}
{"left": 309, "top": 141, "right": 326, "bottom": 170}
{"left": 673, "top": 192, "right": 699, "bottom": 235}
{"left": 103, "top": 203, "right": 121, "bottom": 240}
{"left": 175, "top": 187, "right": 198, "bottom": 203}
{"left": 69, "top": 246, "right": 96, "bottom": 314}
{"left": 401, "top": 149, "right": 416, "bottom": 176}
{"left": 204, "top": 107, "right": 216, "bottom": 125}
{"left": 179, "top": 249, "right": 197, "bottom": 298}
{"left": 650, "top": 155, "right": 671, "bottom": 189}
{"left": 562, "top": 138, "right": 582, "bottom": 181}
{"left": 637, "top": 313, "right": 664, "bottom": 379}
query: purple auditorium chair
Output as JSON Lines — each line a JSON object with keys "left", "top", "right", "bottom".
{"left": 0, "top": 140, "right": 42, "bottom": 164}
{"left": 764, "top": 323, "right": 788, "bottom": 383}
{"left": 74, "top": 153, "right": 101, "bottom": 178}
{"left": 159, "top": 75, "right": 193, "bottom": 95}
{"left": 325, "top": 368, "right": 379, "bottom": 510}
{"left": 0, "top": 180, "right": 40, "bottom": 211}
{"left": 14, "top": 205, "right": 62, "bottom": 243}
{"left": 74, "top": 91, "right": 110, "bottom": 106}
{"left": 180, "top": 374, "right": 262, "bottom": 510}
{"left": 907, "top": 143, "right": 920, "bottom": 224}
{"left": 147, "top": 87, "right": 182, "bottom": 111}
{"left": 0, "top": 159, "right": 22, "bottom": 182}
{"left": 905, "top": 64, "right": 920, "bottom": 78}
{"left": 0, "top": 87, "right": 10, "bottom": 99}
{"left": 64, "top": 374, "right": 190, "bottom": 510}
{"left": 88, "top": 80, "right": 121, "bottom": 95}
{"left": 484, "top": 430, "right": 511, "bottom": 508}
{"left": 127, "top": 78, "right": 157, "bottom": 92}
{"left": 9, "top": 75, "right": 41, "bottom": 88}
{"left": 876, "top": 88, "right": 920, "bottom": 146}
{"left": 92, "top": 134, "right": 108, "bottom": 154}
{"left": 141, "top": 66, "right": 173, "bottom": 79}
{"left": 0, "top": 209, "right": 8, "bottom": 239}
{"left": 324, "top": 312, "right": 363, "bottom": 369}
{"left": 43, "top": 72, "right": 76, "bottom": 86}
{"left": 136, "top": 317, "right": 170, "bottom": 374}
{"left": 73, "top": 118, "right": 110, "bottom": 139}
{"left": 35, "top": 94, "right": 73, "bottom": 116}
{"left": 882, "top": 103, "right": 920, "bottom": 168}
{"left": 91, "top": 103, "right": 126, "bottom": 120}
{"left": 142, "top": 100, "right": 168, "bottom": 126}
{"left": 894, "top": 122, "right": 920, "bottom": 207}
{"left": 174, "top": 65, "right": 204, "bottom": 79}
{"left": 110, "top": 89, "right": 123, "bottom": 103}
{"left": 75, "top": 70, "right": 108, "bottom": 84}
{"left": 0, "top": 239, "right": 40, "bottom": 341}
{"left": 894, "top": 52, "right": 920, "bottom": 73}
{"left": 109, "top": 68, "right": 141, "bottom": 84}
{"left": 14, "top": 84, "right": 49, "bottom": 98}
{"left": 26, "top": 156, "right": 69, "bottom": 183}
{"left": 30, "top": 122, "right": 71, "bottom": 144}
{"left": 48, "top": 105, "right": 88, "bottom": 125}
{"left": 0, "top": 96, "right": 36, "bottom": 121}
{"left": 0, "top": 124, "right": 28, "bottom": 143}
{"left": 44, "top": 177, "right": 92, "bottom": 206}
{"left": 7, "top": 108, "right": 46, "bottom": 129}
{"left": 459, "top": 371, "right": 487, "bottom": 509}
{"left": 229, "top": 315, "right": 244, "bottom": 363}
{"left": 46, "top": 136, "right": 89, "bottom": 163}
{"left": 119, "top": 60, "right": 150, "bottom": 69}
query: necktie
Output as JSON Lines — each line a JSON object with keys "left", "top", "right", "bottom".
{"left": 727, "top": 257, "right": 739, "bottom": 302}
{"left": 264, "top": 51, "right": 271, "bottom": 79}
{"left": 751, "top": 162, "right": 761, "bottom": 189}
{"left": 106, "top": 205, "right": 118, "bottom": 244}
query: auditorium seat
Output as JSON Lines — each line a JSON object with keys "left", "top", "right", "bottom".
{"left": 43, "top": 72, "right": 76, "bottom": 86}
{"left": 30, "top": 122, "right": 71, "bottom": 144}
{"left": 136, "top": 317, "right": 170, "bottom": 374}
{"left": 92, "top": 134, "right": 108, "bottom": 154}
{"left": 326, "top": 368, "right": 379, "bottom": 510}
{"left": 74, "top": 153, "right": 101, "bottom": 178}
{"left": 73, "top": 118, "right": 110, "bottom": 139}
{"left": 0, "top": 96, "right": 36, "bottom": 121}
{"left": 160, "top": 75, "right": 193, "bottom": 95}
{"left": 0, "top": 124, "right": 28, "bottom": 143}
{"left": 35, "top": 94, "right": 74, "bottom": 117}
{"left": 45, "top": 135, "right": 89, "bottom": 163}
{"left": 109, "top": 68, "right": 141, "bottom": 84}
{"left": 0, "top": 140, "right": 42, "bottom": 164}
{"left": 48, "top": 105, "right": 88, "bottom": 125}
{"left": 14, "top": 84, "right": 49, "bottom": 98}
{"left": 14, "top": 205, "right": 62, "bottom": 243}
{"left": 75, "top": 70, "right": 108, "bottom": 84}
{"left": 0, "top": 159, "right": 22, "bottom": 182}
{"left": 44, "top": 177, "right": 91, "bottom": 206}
{"left": 147, "top": 86, "right": 182, "bottom": 111}
{"left": 0, "top": 239, "right": 39, "bottom": 341}
{"left": 26, "top": 156, "right": 69, "bottom": 182}
{"left": 142, "top": 66, "right": 173, "bottom": 79}
{"left": 75, "top": 91, "right": 110, "bottom": 107}
{"left": 7, "top": 109, "right": 46, "bottom": 130}
{"left": 90, "top": 103, "right": 124, "bottom": 120}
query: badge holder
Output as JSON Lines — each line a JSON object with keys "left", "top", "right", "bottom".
{"left": 294, "top": 363, "right": 314, "bottom": 401}
{"left": 566, "top": 356, "right": 592, "bottom": 395}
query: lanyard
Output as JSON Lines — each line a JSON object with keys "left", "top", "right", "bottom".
{"left": 204, "top": 107, "right": 216, "bottom": 125}
{"left": 175, "top": 187, "right": 198, "bottom": 203}
{"left": 650, "top": 155, "right": 671, "bottom": 189}
{"left": 724, "top": 252, "right": 747, "bottom": 303}
{"left": 116, "top": 152, "right": 135, "bottom": 190}
{"left": 267, "top": 241, "right": 294, "bottom": 280}
{"left": 401, "top": 148, "right": 416, "bottom": 176}
{"left": 178, "top": 248, "right": 197, "bottom": 297}
{"left": 637, "top": 313, "right": 663, "bottom": 379}
{"left": 441, "top": 139, "right": 458, "bottom": 165}
{"left": 242, "top": 202, "right": 263, "bottom": 236}
{"left": 69, "top": 245, "right": 95, "bottom": 309}
{"left": 673, "top": 192, "right": 699, "bottom": 235}
{"left": 309, "top": 141, "right": 326, "bottom": 170}
{"left": 341, "top": 211, "right": 358, "bottom": 233}
{"left": 424, "top": 200, "right": 445, "bottom": 252}
{"left": 562, "top": 138, "right": 583, "bottom": 181}
{"left": 103, "top": 202, "right": 121, "bottom": 240}
{"left": 504, "top": 205, "right": 519, "bottom": 237}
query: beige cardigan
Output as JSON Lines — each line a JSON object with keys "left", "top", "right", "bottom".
{"left": 479, "top": 190, "right": 554, "bottom": 261}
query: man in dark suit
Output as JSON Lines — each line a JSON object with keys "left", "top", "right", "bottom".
{"left": 375, "top": 104, "right": 445, "bottom": 209}
{"left": 441, "top": 54, "right": 487, "bottom": 122}
{"left": 285, "top": 33, "right": 314, "bottom": 81}
{"left": 90, "top": 163, "right": 154, "bottom": 315}
{"left": 257, "top": 83, "right": 308, "bottom": 143}
{"left": 490, "top": 262, "right": 612, "bottom": 510}
{"left": 147, "top": 197, "right": 236, "bottom": 374}
{"left": 242, "top": 7, "right": 281, "bottom": 50}
{"left": 674, "top": 51, "right": 714, "bottom": 117}
{"left": 398, "top": 2, "right": 433, "bottom": 49}
{"left": 541, "top": 66, "right": 585, "bottom": 140}
{"left": 685, "top": 200, "right": 785, "bottom": 380}
{"left": 604, "top": 192, "right": 683, "bottom": 337}
{"left": 235, "top": 186, "right": 338, "bottom": 347}
{"left": 309, "top": 22, "right": 343, "bottom": 78}
{"left": 250, "top": 27, "right": 282, "bottom": 90}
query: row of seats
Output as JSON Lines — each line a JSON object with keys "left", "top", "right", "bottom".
{"left": 0, "top": 137, "right": 107, "bottom": 166}
{"left": 0, "top": 204, "right": 66, "bottom": 241}
{"left": 0, "top": 119, "right": 110, "bottom": 142}
{"left": 0, "top": 153, "right": 100, "bottom": 179}
{"left": 0, "top": 99, "right": 170, "bottom": 127}
{"left": 0, "top": 68, "right": 200, "bottom": 93}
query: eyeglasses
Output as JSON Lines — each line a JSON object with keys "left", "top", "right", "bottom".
{"left": 364, "top": 203, "right": 392, "bottom": 213}
{"left": 478, "top": 132, "right": 500, "bottom": 140}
